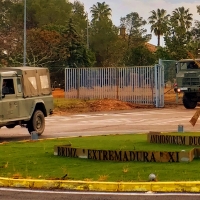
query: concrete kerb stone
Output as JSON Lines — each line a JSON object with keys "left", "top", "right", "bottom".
{"left": 1, "top": 136, "right": 200, "bottom": 192}
{"left": 151, "top": 182, "right": 200, "bottom": 193}
{"left": 1, "top": 178, "right": 200, "bottom": 192}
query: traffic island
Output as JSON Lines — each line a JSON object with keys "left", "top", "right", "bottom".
{"left": 54, "top": 132, "right": 200, "bottom": 163}
{"left": 2, "top": 133, "right": 200, "bottom": 192}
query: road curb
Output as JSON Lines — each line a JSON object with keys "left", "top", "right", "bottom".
{"left": 1, "top": 177, "right": 200, "bottom": 192}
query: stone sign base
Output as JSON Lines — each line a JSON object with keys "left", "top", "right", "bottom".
{"left": 54, "top": 132, "right": 200, "bottom": 163}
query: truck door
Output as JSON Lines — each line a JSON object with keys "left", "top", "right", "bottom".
{"left": 1, "top": 77, "right": 19, "bottom": 121}
{"left": 16, "top": 77, "right": 32, "bottom": 118}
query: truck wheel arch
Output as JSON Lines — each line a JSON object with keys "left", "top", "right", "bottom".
{"left": 31, "top": 101, "right": 47, "bottom": 117}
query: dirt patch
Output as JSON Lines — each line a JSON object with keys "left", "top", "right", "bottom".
{"left": 52, "top": 89, "right": 65, "bottom": 98}
{"left": 86, "top": 99, "right": 154, "bottom": 111}
{"left": 52, "top": 88, "right": 180, "bottom": 114}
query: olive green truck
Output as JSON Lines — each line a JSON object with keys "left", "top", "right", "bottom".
{"left": 0, "top": 67, "right": 53, "bottom": 135}
{"left": 176, "top": 58, "right": 200, "bottom": 109}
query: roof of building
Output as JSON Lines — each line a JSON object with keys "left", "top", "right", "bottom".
{"left": 145, "top": 43, "right": 157, "bottom": 53}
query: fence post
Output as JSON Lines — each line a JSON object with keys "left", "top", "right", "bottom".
{"left": 116, "top": 67, "right": 119, "bottom": 100}
{"left": 151, "top": 67, "right": 154, "bottom": 106}
{"left": 155, "top": 64, "right": 165, "bottom": 108}
{"left": 160, "top": 64, "right": 165, "bottom": 107}
{"left": 154, "top": 65, "right": 158, "bottom": 107}
{"left": 76, "top": 68, "right": 80, "bottom": 98}
{"left": 64, "top": 68, "right": 66, "bottom": 98}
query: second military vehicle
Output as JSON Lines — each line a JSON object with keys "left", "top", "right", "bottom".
{"left": 176, "top": 58, "right": 200, "bottom": 109}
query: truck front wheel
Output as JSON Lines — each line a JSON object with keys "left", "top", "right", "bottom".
{"left": 27, "top": 110, "right": 45, "bottom": 136}
{"left": 183, "top": 94, "right": 197, "bottom": 109}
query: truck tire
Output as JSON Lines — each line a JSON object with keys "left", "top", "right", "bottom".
{"left": 183, "top": 94, "right": 197, "bottom": 109}
{"left": 27, "top": 110, "right": 45, "bottom": 136}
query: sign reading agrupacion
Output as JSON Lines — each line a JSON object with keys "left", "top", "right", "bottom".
{"left": 148, "top": 132, "right": 200, "bottom": 146}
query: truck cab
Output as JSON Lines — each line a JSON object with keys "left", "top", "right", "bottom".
{"left": 0, "top": 67, "right": 53, "bottom": 135}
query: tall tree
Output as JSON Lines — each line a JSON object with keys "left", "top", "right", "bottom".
{"left": 9, "top": 29, "right": 63, "bottom": 67}
{"left": 171, "top": 7, "right": 193, "bottom": 32}
{"left": 28, "top": 0, "right": 72, "bottom": 28}
{"left": 155, "top": 47, "right": 173, "bottom": 60}
{"left": 63, "top": 18, "right": 95, "bottom": 68}
{"left": 90, "top": 2, "right": 111, "bottom": 22}
{"left": 188, "top": 21, "right": 200, "bottom": 57}
{"left": 164, "top": 27, "right": 190, "bottom": 60}
{"left": 121, "top": 12, "right": 151, "bottom": 48}
{"left": 126, "top": 45, "right": 156, "bottom": 66}
{"left": 90, "top": 19, "right": 119, "bottom": 66}
{"left": 148, "top": 9, "right": 170, "bottom": 46}
{"left": 90, "top": 2, "right": 120, "bottom": 66}
{"left": 164, "top": 7, "right": 193, "bottom": 60}
{"left": 120, "top": 12, "right": 152, "bottom": 66}
{"left": 71, "top": 1, "right": 87, "bottom": 43}
{"left": 0, "top": 1, "right": 26, "bottom": 67}
{"left": 0, "top": 0, "right": 13, "bottom": 30}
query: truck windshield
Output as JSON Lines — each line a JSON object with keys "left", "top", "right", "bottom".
{"left": 179, "top": 62, "right": 187, "bottom": 70}
{"left": 178, "top": 61, "right": 198, "bottom": 70}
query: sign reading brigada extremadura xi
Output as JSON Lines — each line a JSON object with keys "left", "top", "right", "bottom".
{"left": 148, "top": 132, "right": 200, "bottom": 146}
{"left": 54, "top": 132, "right": 200, "bottom": 163}
{"left": 54, "top": 145, "right": 193, "bottom": 163}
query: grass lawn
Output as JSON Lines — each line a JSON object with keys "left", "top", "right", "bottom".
{"left": 0, "top": 134, "right": 200, "bottom": 182}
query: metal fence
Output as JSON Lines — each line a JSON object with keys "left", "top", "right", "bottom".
{"left": 64, "top": 66, "right": 164, "bottom": 107}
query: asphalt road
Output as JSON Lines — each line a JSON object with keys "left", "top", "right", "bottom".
{"left": 0, "top": 106, "right": 199, "bottom": 141}
{"left": 1, "top": 188, "right": 200, "bottom": 200}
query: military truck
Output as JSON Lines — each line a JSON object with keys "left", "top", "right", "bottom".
{"left": 0, "top": 67, "right": 53, "bottom": 135}
{"left": 176, "top": 58, "right": 200, "bottom": 109}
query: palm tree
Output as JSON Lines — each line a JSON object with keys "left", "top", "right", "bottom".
{"left": 148, "top": 9, "right": 170, "bottom": 46}
{"left": 171, "top": 7, "right": 193, "bottom": 31}
{"left": 90, "top": 2, "right": 112, "bottom": 22}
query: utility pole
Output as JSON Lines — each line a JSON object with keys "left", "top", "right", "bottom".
{"left": 23, "top": 0, "right": 26, "bottom": 66}
{"left": 86, "top": 12, "right": 89, "bottom": 49}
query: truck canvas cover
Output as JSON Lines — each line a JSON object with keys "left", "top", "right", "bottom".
{"left": 22, "top": 68, "right": 51, "bottom": 97}
{"left": 0, "top": 67, "right": 51, "bottom": 97}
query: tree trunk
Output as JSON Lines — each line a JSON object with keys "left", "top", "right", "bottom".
{"left": 157, "top": 34, "right": 160, "bottom": 46}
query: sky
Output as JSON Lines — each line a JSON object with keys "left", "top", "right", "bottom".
{"left": 69, "top": 0, "right": 200, "bottom": 46}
